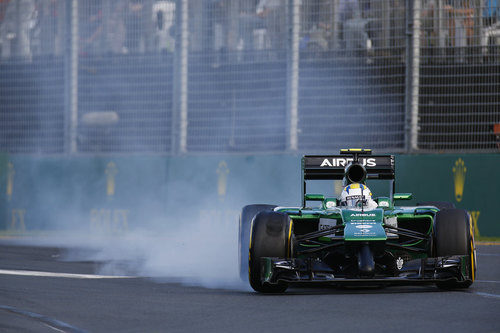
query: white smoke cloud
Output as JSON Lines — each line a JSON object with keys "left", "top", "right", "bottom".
{"left": 7, "top": 155, "right": 293, "bottom": 293}
{"left": 53, "top": 213, "right": 251, "bottom": 291}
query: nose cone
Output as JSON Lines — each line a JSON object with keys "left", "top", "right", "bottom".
{"left": 357, "top": 244, "right": 375, "bottom": 277}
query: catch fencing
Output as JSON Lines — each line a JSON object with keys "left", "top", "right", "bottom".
{"left": 0, "top": 0, "right": 498, "bottom": 154}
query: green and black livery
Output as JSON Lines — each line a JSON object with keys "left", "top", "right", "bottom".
{"left": 238, "top": 149, "right": 476, "bottom": 293}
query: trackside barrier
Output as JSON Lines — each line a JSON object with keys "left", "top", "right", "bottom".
{"left": 0, "top": 154, "right": 498, "bottom": 237}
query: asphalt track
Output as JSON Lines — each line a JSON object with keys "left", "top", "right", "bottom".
{"left": 0, "top": 241, "right": 499, "bottom": 333}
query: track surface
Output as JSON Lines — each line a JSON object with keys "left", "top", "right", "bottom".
{"left": 0, "top": 241, "right": 499, "bottom": 333}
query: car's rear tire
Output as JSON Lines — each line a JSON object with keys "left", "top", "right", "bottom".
{"left": 434, "top": 209, "right": 475, "bottom": 289}
{"left": 239, "top": 205, "right": 276, "bottom": 281}
{"left": 418, "top": 201, "right": 456, "bottom": 210}
{"left": 249, "top": 211, "right": 292, "bottom": 293}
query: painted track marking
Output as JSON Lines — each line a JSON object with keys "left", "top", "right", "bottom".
{"left": 0, "top": 269, "right": 135, "bottom": 279}
{"left": 0, "top": 304, "right": 87, "bottom": 333}
{"left": 473, "top": 292, "right": 500, "bottom": 299}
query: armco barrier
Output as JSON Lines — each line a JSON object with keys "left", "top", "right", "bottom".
{"left": 4, "top": 155, "right": 169, "bottom": 233}
{"left": 1, "top": 154, "right": 498, "bottom": 237}
{"left": 397, "top": 154, "right": 499, "bottom": 238}
{"left": 2, "top": 154, "right": 302, "bottom": 235}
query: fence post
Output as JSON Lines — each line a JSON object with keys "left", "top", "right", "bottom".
{"left": 64, "top": 0, "right": 79, "bottom": 154}
{"left": 172, "top": 0, "right": 189, "bottom": 154}
{"left": 286, "top": 0, "right": 300, "bottom": 151}
{"left": 179, "top": 0, "right": 189, "bottom": 153}
{"left": 405, "top": 0, "right": 421, "bottom": 152}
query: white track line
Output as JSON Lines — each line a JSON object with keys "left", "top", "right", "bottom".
{"left": 0, "top": 269, "right": 135, "bottom": 279}
{"left": 44, "top": 323, "right": 67, "bottom": 333}
{"left": 474, "top": 292, "right": 500, "bottom": 299}
{"left": 0, "top": 304, "right": 88, "bottom": 333}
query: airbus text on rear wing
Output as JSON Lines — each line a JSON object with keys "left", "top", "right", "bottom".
{"left": 302, "top": 155, "right": 395, "bottom": 180}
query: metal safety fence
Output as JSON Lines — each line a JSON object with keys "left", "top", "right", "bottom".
{"left": 0, "top": 0, "right": 498, "bottom": 154}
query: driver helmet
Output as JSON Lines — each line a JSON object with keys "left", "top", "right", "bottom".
{"left": 339, "top": 183, "right": 377, "bottom": 210}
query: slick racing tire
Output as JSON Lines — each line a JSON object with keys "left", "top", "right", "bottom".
{"left": 434, "top": 209, "right": 476, "bottom": 289}
{"left": 249, "top": 211, "right": 293, "bottom": 293}
{"left": 418, "top": 201, "right": 456, "bottom": 210}
{"left": 239, "top": 205, "right": 276, "bottom": 281}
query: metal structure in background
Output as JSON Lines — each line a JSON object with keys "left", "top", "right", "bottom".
{"left": 0, "top": 0, "right": 498, "bottom": 154}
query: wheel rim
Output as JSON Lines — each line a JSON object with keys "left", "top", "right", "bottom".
{"left": 469, "top": 214, "right": 476, "bottom": 282}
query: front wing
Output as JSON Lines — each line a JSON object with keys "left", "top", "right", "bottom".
{"left": 260, "top": 255, "right": 473, "bottom": 286}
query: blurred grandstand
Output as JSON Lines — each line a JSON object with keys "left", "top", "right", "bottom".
{"left": 0, "top": 0, "right": 498, "bottom": 154}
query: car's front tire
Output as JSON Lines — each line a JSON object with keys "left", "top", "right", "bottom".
{"left": 238, "top": 205, "right": 276, "bottom": 281}
{"left": 249, "top": 211, "right": 293, "bottom": 293}
{"left": 434, "top": 209, "right": 476, "bottom": 289}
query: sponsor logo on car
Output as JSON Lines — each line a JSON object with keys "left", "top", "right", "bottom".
{"left": 350, "top": 213, "right": 376, "bottom": 217}
{"left": 320, "top": 157, "right": 377, "bottom": 167}
{"left": 396, "top": 257, "right": 404, "bottom": 270}
{"left": 355, "top": 224, "right": 373, "bottom": 229}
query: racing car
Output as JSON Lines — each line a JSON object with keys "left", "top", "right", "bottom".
{"left": 238, "top": 149, "right": 476, "bottom": 293}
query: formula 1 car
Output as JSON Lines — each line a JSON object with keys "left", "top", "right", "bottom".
{"left": 238, "top": 149, "right": 476, "bottom": 293}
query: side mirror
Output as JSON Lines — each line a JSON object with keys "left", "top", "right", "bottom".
{"left": 377, "top": 197, "right": 392, "bottom": 208}
{"left": 394, "top": 193, "right": 412, "bottom": 200}
{"left": 323, "top": 198, "right": 337, "bottom": 209}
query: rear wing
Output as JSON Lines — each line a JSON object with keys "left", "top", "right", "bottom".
{"left": 302, "top": 155, "right": 395, "bottom": 180}
{"left": 301, "top": 151, "right": 395, "bottom": 207}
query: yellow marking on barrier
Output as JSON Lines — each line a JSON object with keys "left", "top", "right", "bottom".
{"left": 7, "top": 162, "right": 14, "bottom": 201}
{"left": 470, "top": 211, "right": 481, "bottom": 238}
{"left": 216, "top": 161, "right": 229, "bottom": 201}
{"left": 452, "top": 158, "right": 466, "bottom": 202}
{"left": 105, "top": 162, "right": 118, "bottom": 197}
{"left": 90, "top": 209, "right": 129, "bottom": 233}
{"left": 10, "top": 209, "right": 26, "bottom": 231}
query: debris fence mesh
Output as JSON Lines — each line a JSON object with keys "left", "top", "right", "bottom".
{"left": 0, "top": 0, "right": 498, "bottom": 154}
